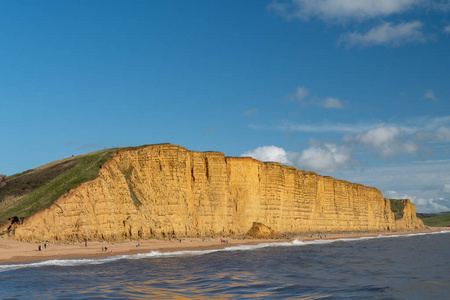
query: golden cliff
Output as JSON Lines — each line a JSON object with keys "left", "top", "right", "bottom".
{"left": 7, "top": 144, "right": 424, "bottom": 242}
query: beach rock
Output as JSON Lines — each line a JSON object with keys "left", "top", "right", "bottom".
{"left": 7, "top": 144, "right": 424, "bottom": 242}
{"left": 245, "top": 222, "right": 280, "bottom": 239}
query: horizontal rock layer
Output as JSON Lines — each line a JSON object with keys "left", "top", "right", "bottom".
{"left": 9, "top": 144, "right": 424, "bottom": 242}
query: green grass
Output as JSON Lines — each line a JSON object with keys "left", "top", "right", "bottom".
{"left": 389, "top": 199, "right": 405, "bottom": 220}
{"left": 421, "top": 215, "right": 450, "bottom": 227}
{"left": 0, "top": 148, "right": 120, "bottom": 226}
{"left": 121, "top": 168, "right": 142, "bottom": 207}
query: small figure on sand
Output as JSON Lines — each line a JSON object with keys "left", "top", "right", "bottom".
{"left": 105, "top": 247, "right": 108, "bottom": 252}
{"left": 44, "top": 243, "right": 47, "bottom": 249}
{"left": 136, "top": 243, "right": 140, "bottom": 248}
{"left": 85, "top": 242, "right": 87, "bottom": 247}
{"left": 102, "top": 246, "right": 104, "bottom": 252}
{"left": 38, "top": 245, "right": 41, "bottom": 251}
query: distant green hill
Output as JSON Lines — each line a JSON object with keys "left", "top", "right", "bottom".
{"left": 0, "top": 148, "right": 121, "bottom": 227}
{"left": 417, "top": 211, "right": 450, "bottom": 219}
{"left": 420, "top": 214, "right": 450, "bottom": 227}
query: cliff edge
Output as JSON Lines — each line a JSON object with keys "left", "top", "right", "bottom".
{"left": 2, "top": 144, "right": 424, "bottom": 242}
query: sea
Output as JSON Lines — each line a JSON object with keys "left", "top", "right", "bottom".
{"left": 0, "top": 231, "right": 449, "bottom": 299}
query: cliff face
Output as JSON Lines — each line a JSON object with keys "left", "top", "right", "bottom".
{"left": 8, "top": 144, "right": 424, "bottom": 242}
{"left": 394, "top": 200, "right": 424, "bottom": 229}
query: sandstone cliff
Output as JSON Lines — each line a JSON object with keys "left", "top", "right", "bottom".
{"left": 6, "top": 144, "right": 424, "bottom": 242}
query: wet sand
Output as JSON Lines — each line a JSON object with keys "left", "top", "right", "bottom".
{"left": 1, "top": 227, "right": 448, "bottom": 265}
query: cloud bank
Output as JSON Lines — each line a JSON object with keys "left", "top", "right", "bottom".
{"left": 247, "top": 116, "right": 450, "bottom": 168}
{"left": 241, "top": 141, "right": 351, "bottom": 173}
{"left": 339, "top": 21, "right": 427, "bottom": 47}
{"left": 268, "top": 0, "right": 422, "bottom": 22}
{"left": 268, "top": 0, "right": 448, "bottom": 47}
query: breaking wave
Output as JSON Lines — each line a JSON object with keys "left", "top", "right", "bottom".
{"left": 1, "top": 230, "right": 448, "bottom": 273}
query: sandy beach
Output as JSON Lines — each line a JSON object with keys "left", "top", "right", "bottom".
{"left": 1, "top": 227, "right": 449, "bottom": 265}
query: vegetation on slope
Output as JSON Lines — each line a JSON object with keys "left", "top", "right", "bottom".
{"left": 389, "top": 199, "right": 405, "bottom": 220}
{"left": 0, "top": 148, "right": 120, "bottom": 227}
{"left": 420, "top": 215, "right": 450, "bottom": 227}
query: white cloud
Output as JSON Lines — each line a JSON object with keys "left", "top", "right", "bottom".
{"left": 241, "top": 142, "right": 351, "bottom": 173}
{"left": 436, "top": 126, "right": 450, "bottom": 141}
{"left": 287, "top": 142, "right": 351, "bottom": 172}
{"left": 444, "top": 25, "right": 450, "bottom": 33}
{"left": 355, "top": 126, "right": 419, "bottom": 157}
{"left": 424, "top": 90, "right": 438, "bottom": 101}
{"left": 287, "top": 86, "right": 346, "bottom": 108}
{"left": 289, "top": 86, "right": 309, "bottom": 103}
{"left": 268, "top": 0, "right": 422, "bottom": 22}
{"left": 340, "top": 21, "right": 427, "bottom": 47}
{"left": 357, "top": 126, "right": 401, "bottom": 147}
{"left": 432, "top": 1, "right": 450, "bottom": 12}
{"left": 244, "top": 108, "right": 258, "bottom": 117}
{"left": 422, "top": 115, "right": 450, "bottom": 130}
{"left": 317, "top": 97, "right": 345, "bottom": 109}
{"left": 443, "top": 182, "right": 450, "bottom": 193}
{"left": 241, "top": 146, "right": 290, "bottom": 164}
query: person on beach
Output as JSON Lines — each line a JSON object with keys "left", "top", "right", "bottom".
{"left": 85, "top": 242, "right": 87, "bottom": 247}
{"left": 102, "top": 246, "right": 104, "bottom": 252}
{"left": 38, "top": 245, "right": 41, "bottom": 251}
{"left": 44, "top": 243, "right": 47, "bottom": 249}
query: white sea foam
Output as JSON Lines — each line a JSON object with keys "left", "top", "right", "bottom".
{"left": 1, "top": 230, "right": 448, "bottom": 273}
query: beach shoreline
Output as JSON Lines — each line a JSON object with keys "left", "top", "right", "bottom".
{"left": 1, "top": 227, "right": 449, "bottom": 265}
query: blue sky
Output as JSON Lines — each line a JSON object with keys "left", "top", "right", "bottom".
{"left": 1, "top": 0, "right": 449, "bottom": 212}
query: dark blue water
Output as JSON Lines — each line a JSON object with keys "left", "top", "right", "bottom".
{"left": 1, "top": 232, "right": 449, "bottom": 299}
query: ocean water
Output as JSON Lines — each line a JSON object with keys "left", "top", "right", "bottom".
{"left": 0, "top": 232, "right": 449, "bottom": 299}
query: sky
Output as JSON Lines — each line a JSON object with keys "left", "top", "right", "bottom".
{"left": 1, "top": 0, "right": 449, "bottom": 213}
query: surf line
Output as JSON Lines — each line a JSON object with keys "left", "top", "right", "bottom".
{"left": 1, "top": 230, "right": 448, "bottom": 273}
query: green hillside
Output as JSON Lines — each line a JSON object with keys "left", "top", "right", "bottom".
{"left": 389, "top": 199, "right": 405, "bottom": 220}
{"left": 421, "top": 214, "right": 450, "bottom": 227}
{"left": 0, "top": 148, "right": 120, "bottom": 227}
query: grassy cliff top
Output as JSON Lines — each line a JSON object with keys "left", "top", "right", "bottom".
{"left": 0, "top": 148, "right": 121, "bottom": 227}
